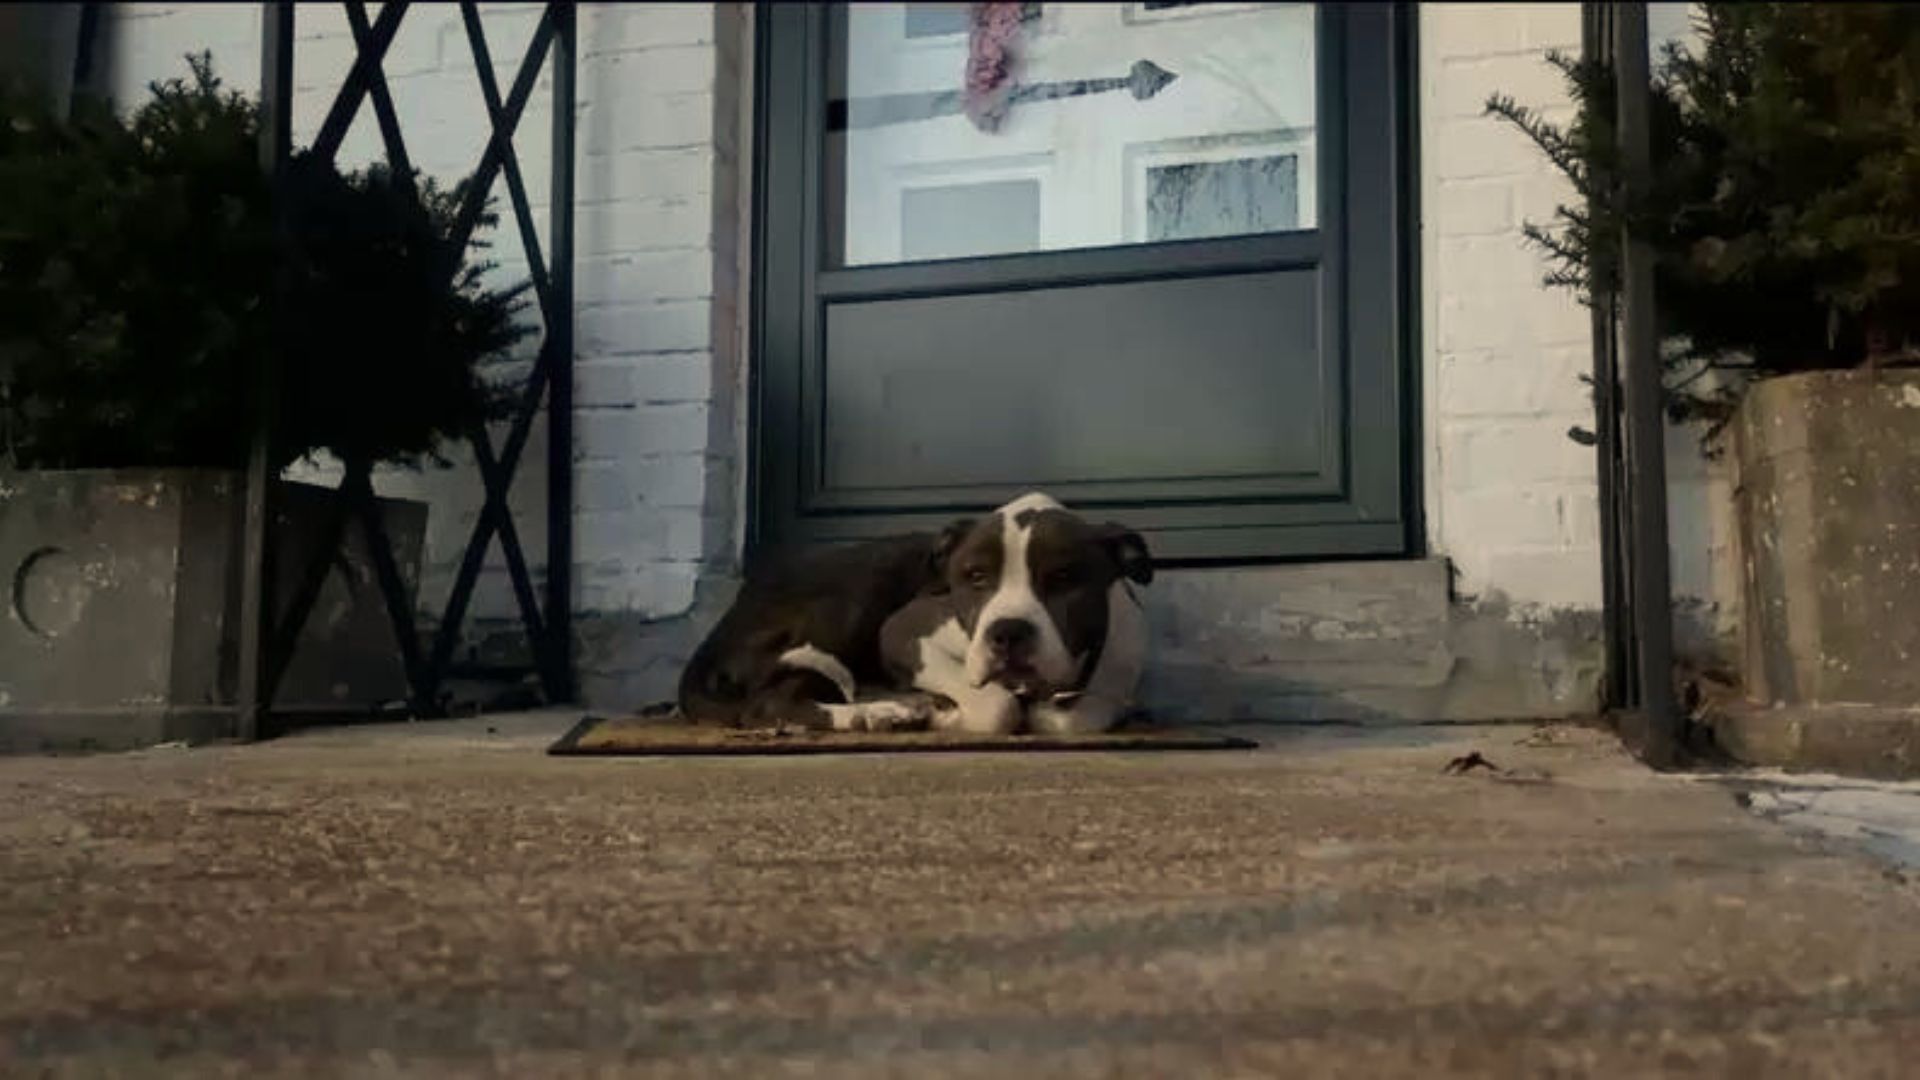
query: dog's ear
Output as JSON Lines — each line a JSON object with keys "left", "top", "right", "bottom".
{"left": 926, "top": 517, "right": 974, "bottom": 593}
{"left": 1100, "top": 523, "right": 1154, "bottom": 585}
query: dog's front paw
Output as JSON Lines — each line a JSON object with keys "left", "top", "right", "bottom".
{"left": 1027, "top": 694, "right": 1122, "bottom": 735}
{"left": 827, "top": 699, "right": 932, "bottom": 733}
{"left": 928, "top": 689, "right": 1024, "bottom": 735}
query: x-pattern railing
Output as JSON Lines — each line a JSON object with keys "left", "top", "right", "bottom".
{"left": 241, "top": 0, "right": 576, "bottom": 734}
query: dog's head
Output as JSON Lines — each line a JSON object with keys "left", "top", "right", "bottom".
{"left": 930, "top": 493, "right": 1152, "bottom": 698}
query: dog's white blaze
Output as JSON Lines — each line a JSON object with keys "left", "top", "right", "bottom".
{"left": 997, "top": 491, "right": 1062, "bottom": 519}
{"left": 964, "top": 492, "right": 1077, "bottom": 688}
{"left": 777, "top": 644, "right": 856, "bottom": 703}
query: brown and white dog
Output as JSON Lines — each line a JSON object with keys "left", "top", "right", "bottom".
{"left": 677, "top": 493, "right": 1152, "bottom": 734}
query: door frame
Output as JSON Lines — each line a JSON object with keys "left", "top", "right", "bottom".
{"left": 746, "top": 1, "right": 1423, "bottom": 566}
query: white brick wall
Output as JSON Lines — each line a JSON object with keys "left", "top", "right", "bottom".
{"left": 1420, "top": 3, "right": 1604, "bottom": 614}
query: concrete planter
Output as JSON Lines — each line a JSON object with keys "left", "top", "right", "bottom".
{"left": 1712, "top": 369, "right": 1920, "bottom": 775}
{"left": 0, "top": 470, "right": 427, "bottom": 753}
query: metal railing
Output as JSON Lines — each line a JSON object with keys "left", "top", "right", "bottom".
{"left": 239, "top": 1, "right": 577, "bottom": 737}
{"left": 1582, "top": 1, "right": 1680, "bottom": 767}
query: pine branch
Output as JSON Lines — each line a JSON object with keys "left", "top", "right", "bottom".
{"left": 1484, "top": 93, "right": 1590, "bottom": 189}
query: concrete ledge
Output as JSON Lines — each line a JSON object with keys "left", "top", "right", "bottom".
{"left": 1704, "top": 701, "right": 1920, "bottom": 780}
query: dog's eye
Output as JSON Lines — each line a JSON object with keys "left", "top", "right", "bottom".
{"left": 966, "top": 568, "right": 992, "bottom": 589}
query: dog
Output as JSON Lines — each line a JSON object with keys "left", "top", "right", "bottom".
{"left": 677, "top": 492, "right": 1153, "bottom": 734}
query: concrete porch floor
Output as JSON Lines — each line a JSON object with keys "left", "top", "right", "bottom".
{"left": 4, "top": 714, "right": 1920, "bottom": 1077}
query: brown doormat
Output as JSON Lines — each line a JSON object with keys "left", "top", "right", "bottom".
{"left": 547, "top": 711, "right": 1259, "bottom": 756}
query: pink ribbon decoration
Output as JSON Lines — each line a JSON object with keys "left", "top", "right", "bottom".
{"left": 964, "top": 2, "right": 1028, "bottom": 133}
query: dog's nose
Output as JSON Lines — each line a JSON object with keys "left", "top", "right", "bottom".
{"left": 984, "top": 618, "right": 1037, "bottom": 656}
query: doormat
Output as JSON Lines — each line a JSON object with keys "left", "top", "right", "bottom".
{"left": 547, "top": 710, "right": 1259, "bottom": 757}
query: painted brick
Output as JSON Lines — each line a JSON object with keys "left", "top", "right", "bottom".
{"left": 1425, "top": 4, "right": 1533, "bottom": 58}
{"left": 573, "top": 404, "right": 711, "bottom": 463}
{"left": 434, "top": 9, "right": 548, "bottom": 74}
{"left": 575, "top": 464, "right": 635, "bottom": 513}
{"left": 574, "top": 250, "right": 714, "bottom": 306}
{"left": 1434, "top": 235, "right": 1560, "bottom": 298}
{"left": 580, "top": 92, "right": 715, "bottom": 154}
{"left": 631, "top": 455, "right": 710, "bottom": 509}
{"left": 1458, "top": 547, "right": 1604, "bottom": 611}
{"left": 634, "top": 353, "right": 713, "bottom": 404}
{"left": 1438, "top": 348, "right": 1591, "bottom": 419}
{"left": 580, "top": 4, "right": 717, "bottom": 55}
{"left": 112, "top": 6, "right": 187, "bottom": 23}
{"left": 632, "top": 562, "right": 700, "bottom": 618}
{"left": 573, "top": 360, "right": 637, "bottom": 409}
{"left": 582, "top": 557, "right": 629, "bottom": 582}
{"left": 581, "top": 562, "right": 705, "bottom": 620}
{"left": 293, "top": 5, "right": 348, "bottom": 40}
{"left": 639, "top": 508, "right": 707, "bottom": 562}
{"left": 576, "top": 198, "right": 712, "bottom": 256}
{"left": 110, "top": 19, "right": 263, "bottom": 105}
{"left": 1438, "top": 53, "right": 1571, "bottom": 120}
{"left": 385, "top": 13, "right": 455, "bottom": 81}
{"left": 1443, "top": 422, "right": 1598, "bottom": 490}
{"left": 1520, "top": 6, "right": 1583, "bottom": 51}
{"left": 1444, "top": 487, "right": 1572, "bottom": 551}
{"left": 380, "top": 70, "right": 509, "bottom": 162}
{"left": 574, "top": 511, "right": 661, "bottom": 568}
{"left": 290, "top": 33, "right": 361, "bottom": 94}
{"left": 580, "top": 46, "right": 717, "bottom": 98}
{"left": 1432, "top": 116, "right": 1543, "bottom": 182}
{"left": 1432, "top": 179, "right": 1518, "bottom": 238}
{"left": 577, "top": 302, "right": 712, "bottom": 356}
{"left": 627, "top": 404, "right": 714, "bottom": 457}
{"left": 1513, "top": 171, "right": 1580, "bottom": 231}
{"left": 1560, "top": 489, "right": 1602, "bottom": 548}
{"left": 571, "top": 409, "right": 627, "bottom": 464}
{"left": 578, "top": 147, "right": 716, "bottom": 203}
{"left": 1436, "top": 291, "right": 1588, "bottom": 354}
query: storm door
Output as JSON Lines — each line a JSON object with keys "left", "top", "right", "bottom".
{"left": 753, "top": 2, "right": 1415, "bottom": 561}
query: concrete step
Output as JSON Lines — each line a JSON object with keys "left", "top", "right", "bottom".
{"left": 1141, "top": 558, "right": 1601, "bottom": 723}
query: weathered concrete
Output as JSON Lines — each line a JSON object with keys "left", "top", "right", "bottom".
{"left": 1733, "top": 369, "right": 1920, "bottom": 708}
{"left": 1717, "top": 767, "right": 1920, "bottom": 869}
{"left": 3, "top": 713, "right": 1919, "bottom": 1076}
{"left": 0, "top": 471, "right": 425, "bottom": 752}
{"left": 1703, "top": 700, "right": 1920, "bottom": 780}
{"left": 1708, "top": 370, "right": 1920, "bottom": 778}
{"left": 1142, "top": 560, "right": 1602, "bottom": 722}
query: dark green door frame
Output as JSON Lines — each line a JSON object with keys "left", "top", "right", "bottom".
{"left": 749, "top": 2, "right": 1420, "bottom": 564}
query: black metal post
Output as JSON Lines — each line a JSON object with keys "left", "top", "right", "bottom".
{"left": 1583, "top": 3, "right": 1633, "bottom": 712}
{"left": 546, "top": 2, "right": 577, "bottom": 703}
{"left": 69, "top": 2, "right": 101, "bottom": 113}
{"left": 1612, "top": 2, "right": 1681, "bottom": 766}
{"left": 238, "top": 1, "right": 295, "bottom": 742}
